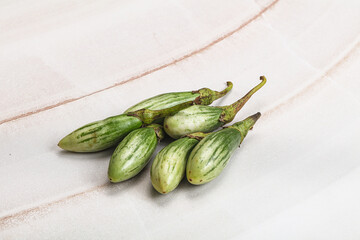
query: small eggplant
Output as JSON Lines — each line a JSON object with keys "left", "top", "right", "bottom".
{"left": 164, "top": 76, "right": 266, "bottom": 139}
{"left": 108, "top": 124, "right": 165, "bottom": 183}
{"left": 125, "top": 82, "right": 233, "bottom": 112}
{"left": 186, "top": 112, "right": 261, "bottom": 185}
{"left": 150, "top": 132, "right": 208, "bottom": 194}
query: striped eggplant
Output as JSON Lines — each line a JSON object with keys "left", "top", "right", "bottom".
{"left": 150, "top": 132, "right": 208, "bottom": 194}
{"left": 124, "top": 81, "right": 233, "bottom": 113}
{"left": 108, "top": 124, "right": 165, "bottom": 183}
{"left": 186, "top": 112, "right": 261, "bottom": 185}
{"left": 58, "top": 114, "right": 141, "bottom": 153}
{"left": 164, "top": 76, "right": 266, "bottom": 139}
{"left": 58, "top": 102, "right": 190, "bottom": 152}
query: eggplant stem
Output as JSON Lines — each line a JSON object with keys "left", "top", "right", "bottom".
{"left": 213, "top": 81, "right": 233, "bottom": 100}
{"left": 232, "top": 76, "right": 266, "bottom": 113}
{"left": 219, "top": 76, "right": 266, "bottom": 123}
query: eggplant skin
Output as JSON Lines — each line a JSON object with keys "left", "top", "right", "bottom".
{"left": 58, "top": 115, "right": 142, "bottom": 152}
{"left": 151, "top": 137, "right": 199, "bottom": 194}
{"left": 186, "top": 128, "right": 241, "bottom": 185}
{"left": 164, "top": 105, "right": 223, "bottom": 139}
{"left": 108, "top": 127, "right": 158, "bottom": 183}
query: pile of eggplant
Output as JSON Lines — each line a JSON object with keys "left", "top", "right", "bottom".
{"left": 58, "top": 76, "right": 266, "bottom": 194}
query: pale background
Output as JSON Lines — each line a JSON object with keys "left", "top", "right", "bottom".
{"left": 1, "top": 0, "right": 360, "bottom": 239}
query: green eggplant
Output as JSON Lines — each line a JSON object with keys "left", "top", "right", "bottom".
{"left": 124, "top": 82, "right": 233, "bottom": 112}
{"left": 108, "top": 124, "right": 165, "bottom": 183}
{"left": 186, "top": 112, "right": 261, "bottom": 185}
{"left": 150, "top": 132, "right": 208, "bottom": 194}
{"left": 164, "top": 76, "right": 266, "bottom": 139}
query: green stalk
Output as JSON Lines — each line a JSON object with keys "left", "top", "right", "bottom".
{"left": 227, "top": 112, "right": 261, "bottom": 143}
{"left": 194, "top": 81, "right": 233, "bottom": 105}
{"left": 219, "top": 76, "right": 266, "bottom": 123}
